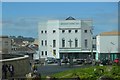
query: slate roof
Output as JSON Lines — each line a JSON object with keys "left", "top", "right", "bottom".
{"left": 66, "top": 16, "right": 76, "bottom": 20}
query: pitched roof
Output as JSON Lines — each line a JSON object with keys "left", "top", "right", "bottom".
{"left": 66, "top": 16, "right": 76, "bottom": 20}
{"left": 17, "top": 46, "right": 36, "bottom": 54}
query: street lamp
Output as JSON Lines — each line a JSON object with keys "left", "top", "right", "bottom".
{"left": 90, "top": 26, "right": 94, "bottom": 65}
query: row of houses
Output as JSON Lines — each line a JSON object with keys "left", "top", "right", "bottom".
{"left": 38, "top": 17, "right": 120, "bottom": 61}
{"left": 0, "top": 36, "right": 38, "bottom": 60}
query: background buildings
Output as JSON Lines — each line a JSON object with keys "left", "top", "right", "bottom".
{"left": 96, "top": 31, "right": 120, "bottom": 61}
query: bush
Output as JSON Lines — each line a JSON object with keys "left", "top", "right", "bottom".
{"left": 111, "top": 66, "right": 120, "bottom": 76}
{"left": 80, "top": 75, "right": 97, "bottom": 80}
{"left": 113, "top": 76, "right": 120, "bottom": 80}
{"left": 98, "top": 75, "right": 114, "bottom": 80}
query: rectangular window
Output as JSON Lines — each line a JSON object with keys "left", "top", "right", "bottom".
{"left": 68, "top": 30, "right": 71, "bottom": 33}
{"left": 53, "top": 50, "right": 56, "bottom": 56}
{"left": 41, "top": 40, "right": 43, "bottom": 46}
{"left": 75, "top": 30, "right": 78, "bottom": 33}
{"left": 53, "top": 30, "right": 56, "bottom": 33}
{"left": 84, "top": 30, "right": 87, "bottom": 33}
{"left": 4, "top": 41, "right": 8, "bottom": 46}
{"left": 45, "top": 40, "right": 47, "bottom": 46}
{"left": 41, "top": 30, "right": 43, "bottom": 34}
{"left": 62, "top": 39, "right": 65, "bottom": 47}
{"left": 41, "top": 51, "right": 44, "bottom": 56}
{"left": 62, "top": 30, "right": 65, "bottom": 33}
{"left": 45, "top": 51, "right": 47, "bottom": 56}
{"left": 93, "top": 44, "right": 96, "bottom": 49}
{"left": 93, "top": 37, "right": 96, "bottom": 39}
{"left": 75, "top": 39, "right": 78, "bottom": 47}
{"left": 45, "top": 30, "right": 47, "bottom": 33}
{"left": 53, "top": 40, "right": 56, "bottom": 47}
{"left": 85, "top": 39, "right": 88, "bottom": 48}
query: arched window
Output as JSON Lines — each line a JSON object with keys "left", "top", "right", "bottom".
{"left": 53, "top": 40, "right": 56, "bottom": 47}
{"left": 85, "top": 39, "right": 88, "bottom": 48}
{"left": 75, "top": 38, "right": 78, "bottom": 47}
{"left": 62, "top": 38, "right": 65, "bottom": 47}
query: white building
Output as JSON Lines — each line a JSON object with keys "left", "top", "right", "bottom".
{"left": 96, "top": 31, "right": 120, "bottom": 61}
{"left": 38, "top": 17, "right": 95, "bottom": 59}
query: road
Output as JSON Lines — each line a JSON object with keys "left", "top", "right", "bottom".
{"left": 37, "top": 63, "right": 91, "bottom": 76}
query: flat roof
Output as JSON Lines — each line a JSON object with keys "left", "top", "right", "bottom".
{"left": 100, "top": 31, "right": 120, "bottom": 36}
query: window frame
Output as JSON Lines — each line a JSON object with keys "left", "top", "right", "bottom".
{"left": 85, "top": 39, "right": 88, "bottom": 48}
{"left": 41, "top": 51, "right": 44, "bottom": 56}
{"left": 84, "top": 30, "right": 87, "bottom": 33}
{"left": 68, "top": 30, "right": 71, "bottom": 33}
{"left": 41, "top": 30, "right": 43, "bottom": 34}
{"left": 75, "top": 38, "right": 78, "bottom": 47}
{"left": 53, "top": 30, "right": 56, "bottom": 33}
{"left": 62, "top": 38, "right": 65, "bottom": 47}
{"left": 53, "top": 40, "right": 56, "bottom": 47}
{"left": 41, "top": 40, "right": 44, "bottom": 46}
{"left": 75, "top": 30, "right": 78, "bottom": 33}
{"left": 45, "top": 51, "right": 47, "bottom": 56}
{"left": 62, "top": 30, "right": 65, "bottom": 33}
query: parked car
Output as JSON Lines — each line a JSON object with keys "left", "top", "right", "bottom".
{"left": 61, "top": 58, "right": 69, "bottom": 63}
{"left": 46, "top": 59, "right": 54, "bottom": 64}
{"left": 84, "top": 59, "right": 92, "bottom": 64}
{"left": 46, "top": 57, "right": 57, "bottom": 64}
{"left": 114, "top": 58, "right": 119, "bottom": 64}
{"left": 74, "top": 59, "right": 85, "bottom": 64}
{"left": 34, "top": 60, "right": 40, "bottom": 64}
{"left": 101, "top": 59, "right": 110, "bottom": 65}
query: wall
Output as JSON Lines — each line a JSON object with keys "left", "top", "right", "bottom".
{"left": 47, "top": 20, "right": 59, "bottom": 58}
{"left": 97, "top": 35, "right": 119, "bottom": 53}
{"left": 0, "top": 36, "right": 12, "bottom": 54}
{"left": 0, "top": 55, "right": 30, "bottom": 79}
{"left": 38, "top": 22, "right": 47, "bottom": 58}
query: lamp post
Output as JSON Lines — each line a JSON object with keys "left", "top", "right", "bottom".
{"left": 90, "top": 26, "right": 94, "bottom": 65}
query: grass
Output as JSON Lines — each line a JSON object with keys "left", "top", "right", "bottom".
{"left": 49, "top": 65, "right": 120, "bottom": 80}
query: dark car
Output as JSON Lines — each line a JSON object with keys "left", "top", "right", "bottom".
{"left": 85, "top": 60, "right": 92, "bottom": 64}
{"left": 101, "top": 59, "right": 110, "bottom": 65}
{"left": 74, "top": 59, "right": 85, "bottom": 64}
{"left": 61, "top": 58, "right": 69, "bottom": 63}
{"left": 34, "top": 60, "right": 40, "bottom": 64}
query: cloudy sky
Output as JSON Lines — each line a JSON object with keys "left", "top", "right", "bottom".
{"left": 2, "top": 2, "right": 118, "bottom": 38}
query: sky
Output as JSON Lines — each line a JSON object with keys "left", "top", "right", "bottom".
{"left": 2, "top": 2, "right": 118, "bottom": 38}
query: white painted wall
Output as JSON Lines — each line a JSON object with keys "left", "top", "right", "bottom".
{"left": 38, "top": 19, "right": 93, "bottom": 59}
{"left": 97, "top": 35, "right": 119, "bottom": 53}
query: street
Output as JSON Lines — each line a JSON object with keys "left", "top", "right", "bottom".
{"left": 37, "top": 63, "right": 91, "bottom": 76}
